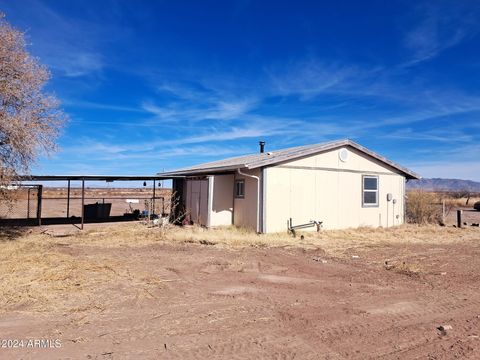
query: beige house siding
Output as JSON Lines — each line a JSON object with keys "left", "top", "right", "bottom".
{"left": 181, "top": 145, "right": 408, "bottom": 233}
{"left": 233, "top": 169, "right": 260, "bottom": 231}
{"left": 264, "top": 146, "right": 406, "bottom": 233}
{"left": 208, "top": 174, "right": 234, "bottom": 227}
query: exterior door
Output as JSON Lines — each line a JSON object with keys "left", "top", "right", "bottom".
{"left": 186, "top": 179, "right": 209, "bottom": 226}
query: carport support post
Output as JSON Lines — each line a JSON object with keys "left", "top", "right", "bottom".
{"left": 36, "top": 185, "right": 43, "bottom": 226}
{"left": 81, "top": 178, "right": 85, "bottom": 230}
{"left": 66, "top": 180, "right": 71, "bottom": 218}
{"left": 152, "top": 179, "right": 156, "bottom": 216}
{"left": 457, "top": 210, "right": 463, "bottom": 228}
{"left": 27, "top": 188, "right": 31, "bottom": 219}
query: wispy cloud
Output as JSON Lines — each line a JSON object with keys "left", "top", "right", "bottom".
{"left": 52, "top": 52, "right": 104, "bottom": 77}
{"left": 141, "top": 79, "right": 259, "bottom": 123}
{"left": 384, "top": 127, "right": 474, "bottom": 143}
{"left": 163, "top": 124, "right": 287, "bottom": 146}
{"left": 266, "top": 59, "right": 373, "bottom": 100}
{"left": 49, "top": 136, "right": 255, "bottom": 175}
{"left": 63, "top": 99, "right": 146, "bottom": 113}
{"left": 0, "top": 0, "right": 129, "bottom": 77}
{"left": 402, "top": 3, "right": 478, "bottom": 66}
{"left": 156, "top": 81, "right": 212, "bottom": 101}
{"left": 141, "top": 99, "right": 257, "bottom": 122}
{"left": 351, "top": 105, "right": 480, "bottom": 131}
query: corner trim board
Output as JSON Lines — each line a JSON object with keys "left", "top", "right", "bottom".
{"left": 207, "top": 175, "right": 214, "bottom": 227}
{"left": 261, "top": 167, "right": 267, "bottom": 233}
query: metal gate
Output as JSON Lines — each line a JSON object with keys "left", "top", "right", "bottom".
{"left": 0, "top": 185, "right": 42, "bottom": 225}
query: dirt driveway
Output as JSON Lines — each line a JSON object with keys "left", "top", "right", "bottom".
{"left": 1, "top": 225, "right": 480, "bottom": 359}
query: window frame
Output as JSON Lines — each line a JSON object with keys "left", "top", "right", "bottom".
{"left": 362, "top": 175, "right": 379, "bottom": 207}
{"left": 234, "top": 179, "right": 245, "bottom": 199}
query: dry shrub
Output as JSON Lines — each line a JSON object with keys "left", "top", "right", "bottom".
{"left": 385, "top": 260, "right": 423, "bottom": 277}
{"left": 167, "top": 225, "right": 277, "bottom": 248}
{"left": 406, "top": 190, "right": 442, "bottom": 224}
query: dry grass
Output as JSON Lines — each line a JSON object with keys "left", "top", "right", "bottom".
{"left": 163, "top": 223, "right": 480, "bottom": 254}
{"left": 0, "top": 234, "right": 120, "bottom": 313}
{"left": 69, "top": 221, "right": 480, "bottom": 261}
{"left": 0, "top": 225, "right": 169, "bottom": 314}
{"left": 0, "top": 222, "right": 479, "bottom": 314}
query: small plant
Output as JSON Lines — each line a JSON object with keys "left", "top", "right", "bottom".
{"left": 145, "top": 191, "right": 189, "bottom": 237}
{"left": 406, "top": 190, "right": 442, "bottom": 224}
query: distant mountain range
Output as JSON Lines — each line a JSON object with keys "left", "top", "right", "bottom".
{"left": 407, "top": 178, "right": 480, "bottom": 192}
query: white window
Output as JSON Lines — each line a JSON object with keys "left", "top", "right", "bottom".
{"left": 362, "top": 175, "right": 378, "bottom": 207}
{"left": 235, "top": 180, "right": 245, "bottom": 198}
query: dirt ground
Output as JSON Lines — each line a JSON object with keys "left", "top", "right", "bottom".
{"left": 1, "top": 223, "right": 480, "bottom": 359}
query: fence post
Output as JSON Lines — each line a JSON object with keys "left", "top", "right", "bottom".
{"left": 442, "top": 199, "right": 446, "bottom": 224}
{"left": 457, "top": 209, "right": 463, "bottom": 228}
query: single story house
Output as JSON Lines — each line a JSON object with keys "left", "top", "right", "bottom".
{"left": 159, "top": 139, "right": 420, "bottom": 233}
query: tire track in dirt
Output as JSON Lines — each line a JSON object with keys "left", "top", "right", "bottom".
{"left": 263, "top": 288, "right": 480, "bottom": 359}
{"left": 6, "top": 237, "right": 480, "bottom": 359}
{"left": 173, "top": 329, "right": 325, "bottom": 359}
{"left": 165, "top": 247, "right": 480, "bottom": 359}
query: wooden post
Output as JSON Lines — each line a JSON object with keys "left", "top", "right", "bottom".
{"left": 66, "top": 180, "right": 70, "bottom": 218}
{"left": 442, "top": 199, "right": 446, "bottom": 224}
{"left": 457, "top": 209, "right": 463, "bottom": 228}
{"left": 81, "top": 179, "right": 85, "bottom": 230}
{"left": 36, "top": 185, "right": 43, "bottom": 226}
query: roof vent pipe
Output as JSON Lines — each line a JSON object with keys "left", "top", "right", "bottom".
{"left": 259, "top": 141, "right": 265, "bottom": 153}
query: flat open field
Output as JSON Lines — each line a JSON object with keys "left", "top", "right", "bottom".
{"left": 1, "top": 223, "right": 480, "bottom": 359}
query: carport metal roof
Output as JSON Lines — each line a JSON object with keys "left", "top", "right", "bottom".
{"left": 19, "top": 175, "right": 179, "bottom": 181}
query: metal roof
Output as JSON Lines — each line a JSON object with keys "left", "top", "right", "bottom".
{"left": 19, "top": 175, "right": 176, "bottom": 181}
{"left": 158, "top": 139, "right": 420, "bottom": 179}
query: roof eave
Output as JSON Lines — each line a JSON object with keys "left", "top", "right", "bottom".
{"left": 158, "top": 138, "right": 420, "bottom": 180}
{"left": 158, "top": 164, "right": 246, "bottom": 177}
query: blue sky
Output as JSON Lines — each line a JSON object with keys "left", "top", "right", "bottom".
{"left": 1, "top": 0, "right": 480, "bottom": 181}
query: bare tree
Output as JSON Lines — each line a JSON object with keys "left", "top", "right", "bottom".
{"left": 0, "top": 13, "right": 65, "bottom": 194}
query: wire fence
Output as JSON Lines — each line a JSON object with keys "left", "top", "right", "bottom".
{"left": 38, "top": 196, "right": 168, "bottom": 218}
{"left": 0, "top": 185, "right": 40, "bottom": 220}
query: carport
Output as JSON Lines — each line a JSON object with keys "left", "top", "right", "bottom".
{"left": 14, "top": 175, "right": 177, "bottom": 229}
